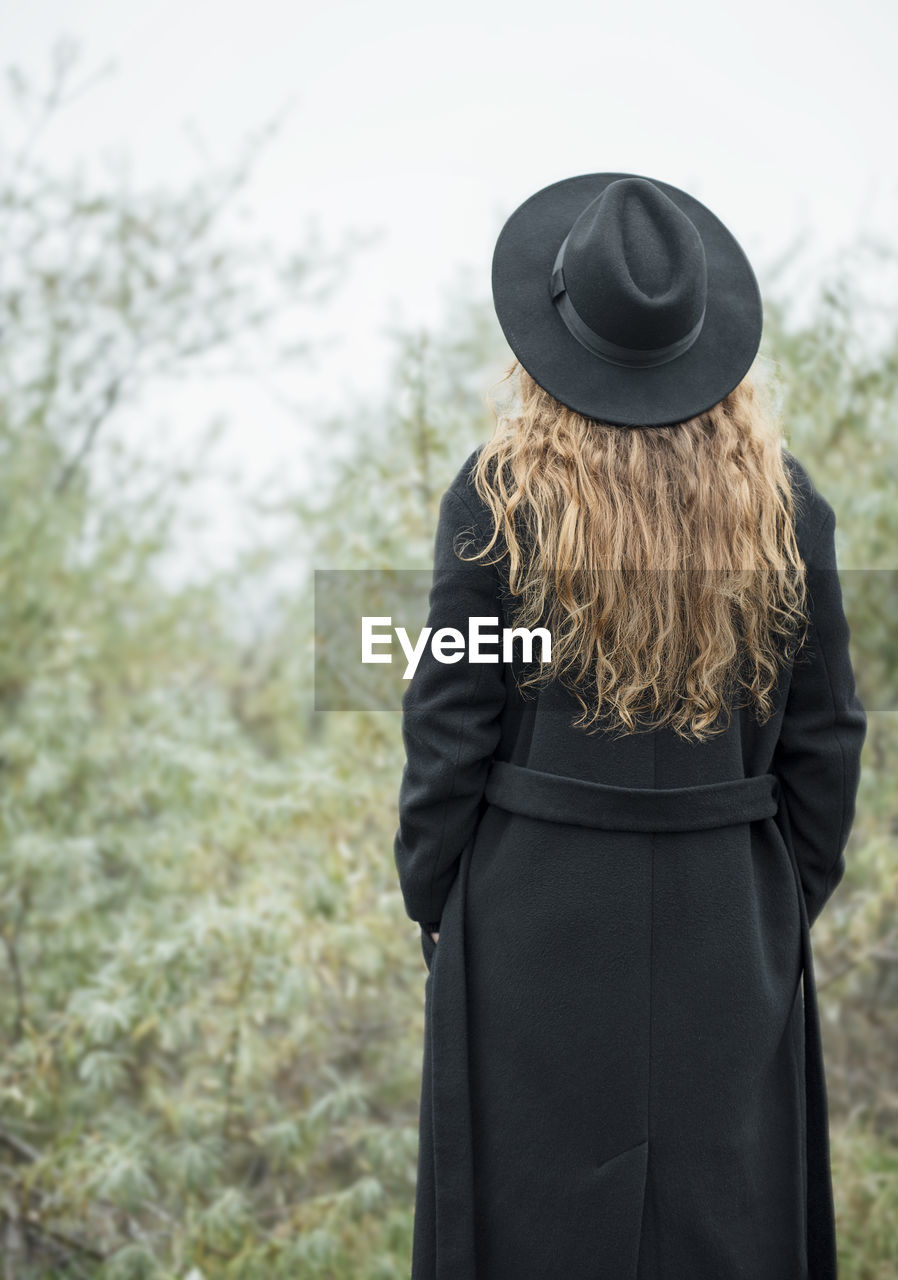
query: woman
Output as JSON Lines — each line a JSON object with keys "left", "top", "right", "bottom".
{"left": 392, "top": 173, "right": 867, "bottom": 1280}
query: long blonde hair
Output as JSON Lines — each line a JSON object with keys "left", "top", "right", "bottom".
{"left": 459, "top": 362, "right": 811, "bottom": 741}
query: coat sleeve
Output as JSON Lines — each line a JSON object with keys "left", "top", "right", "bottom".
{"left": 772, "top": 498, "right": 867, "bottom": 928}
{"left": 393, "top": 484, "right": 507, "bottom": 927}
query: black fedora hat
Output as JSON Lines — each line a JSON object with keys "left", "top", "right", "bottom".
{"left": 491, "top": 172, "right": 763, "bottom": 428}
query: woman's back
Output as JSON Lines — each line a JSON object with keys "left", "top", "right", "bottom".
{"left": 394, "top": 173, "right": 867, "bottom": 1280}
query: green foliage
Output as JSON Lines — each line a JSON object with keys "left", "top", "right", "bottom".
{"left": 832, "top": 1123, "right": 898, "bottom": 1279}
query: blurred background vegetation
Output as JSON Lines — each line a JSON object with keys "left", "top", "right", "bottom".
{"left": 0, "top": 51, "right": 896, "bottom": 1280}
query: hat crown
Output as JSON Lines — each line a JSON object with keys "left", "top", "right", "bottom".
{"left": 560, "top": 177, "right": 708, "bottom": 353}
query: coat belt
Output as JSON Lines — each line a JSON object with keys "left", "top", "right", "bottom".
{"left": 484, "top": 759, "right": 780, "bottom": 832}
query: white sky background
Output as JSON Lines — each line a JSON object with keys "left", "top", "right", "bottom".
{"left": 2, "top": 0, "right": 897, "bottom": 577}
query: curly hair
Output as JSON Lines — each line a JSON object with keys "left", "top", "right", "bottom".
{"left": 458, "top": 361, "right": 811, "bottom": 742}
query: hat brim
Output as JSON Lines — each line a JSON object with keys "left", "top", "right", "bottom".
{"left": 491, "top": 172, "right": 763, "bottom": 428}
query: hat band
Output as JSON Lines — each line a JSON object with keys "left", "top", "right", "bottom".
{"left": 550, "top": 233, "right": 706, "bottom": 369}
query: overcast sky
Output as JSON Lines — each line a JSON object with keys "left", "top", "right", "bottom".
{"left": 2, "top": 0, "right": 896, "bottom": 570}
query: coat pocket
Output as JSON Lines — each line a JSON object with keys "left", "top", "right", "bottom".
{"left": 420, "top": 923, "right": 438, "bottom": 973}
{"left": 768, "top": 811, "right": 807, "bottom": 932}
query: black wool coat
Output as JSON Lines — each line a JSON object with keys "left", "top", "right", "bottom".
{"left": 393, "top": 446, "right": 867, "bottom": 1280}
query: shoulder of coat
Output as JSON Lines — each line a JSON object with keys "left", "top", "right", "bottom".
{"left": 446, "top": 444, "right": 491, "bottom": 523}
{"left": 782, "top": 447, "right": 833, "bottom": 553}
